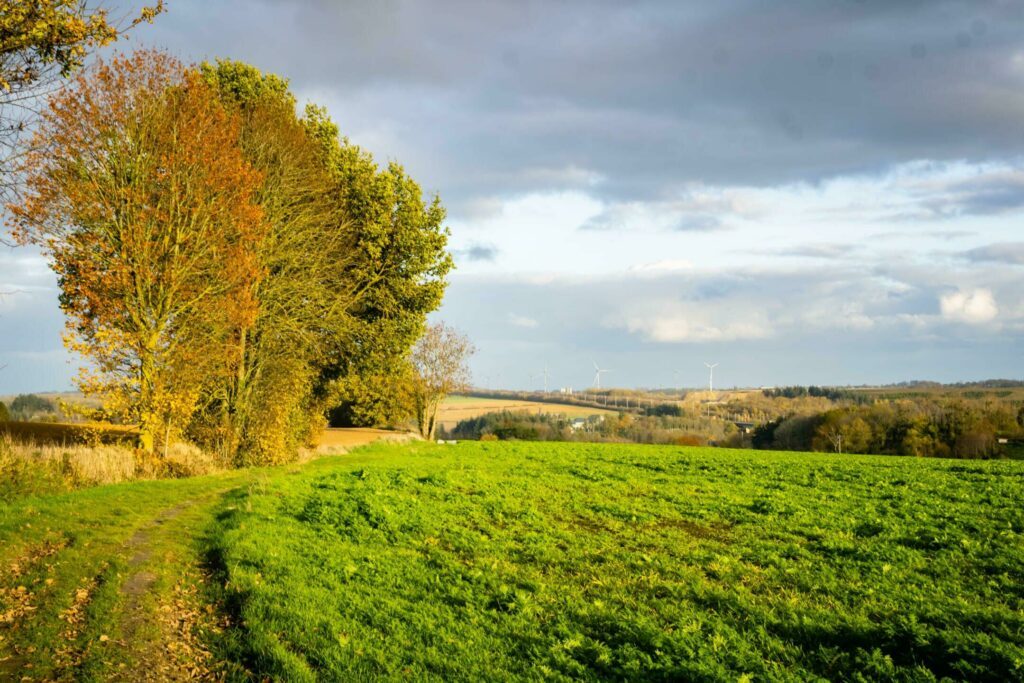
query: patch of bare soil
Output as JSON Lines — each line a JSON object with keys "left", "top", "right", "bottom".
{"left": 317, "top": 427, "right": 420, "bottom": 452}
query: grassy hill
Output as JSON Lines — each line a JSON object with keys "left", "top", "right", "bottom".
{"left": 2, "top": 442, "right": 1022, "bottom": 680}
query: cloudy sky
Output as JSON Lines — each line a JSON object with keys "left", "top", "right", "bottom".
{"left": 2, "top": 0, "right": 1023, "bottom": 392}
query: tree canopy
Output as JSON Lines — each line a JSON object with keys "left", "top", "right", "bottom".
{"left": 1, "top": 1, "right": 164, "bottom": 203}
{"left": 410, "top": 322, "right": 474, "bottom": 440}
{"left": 6, "top": 50, "right": 454, "bottom": 462}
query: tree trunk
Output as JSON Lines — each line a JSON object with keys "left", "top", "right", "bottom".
{"left": 414, "top": 393, "right": 430, "bottom": 439}
{"left": 137, "top": 336, "right": 159, "bottom": 453}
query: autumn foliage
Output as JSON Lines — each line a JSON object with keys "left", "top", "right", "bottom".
{"left": 9, "top": 51, "right": 264, "bottom": 453}
{"left": 6, "top": 49, "right": 452, "bottom": 463}
{"left": 1, "top": 1, "right": 165, "bottom": 202}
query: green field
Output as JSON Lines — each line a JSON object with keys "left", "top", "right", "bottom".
{"left": 2, "top": 442, "right": 1023, "bottom": 680}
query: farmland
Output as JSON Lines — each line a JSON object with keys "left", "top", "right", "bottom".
{"left": 437, "top": 395, "right": 616, "bottom": 431}
{"left": 2, "top": 441, "right": 1022, "bottom": 680}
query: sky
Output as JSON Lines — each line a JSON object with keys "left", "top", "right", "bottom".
{"left": 2, "top": 0, "right": 1023, "bottom": 393}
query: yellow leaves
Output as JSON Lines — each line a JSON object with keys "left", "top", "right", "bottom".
{"left": 0, "top": 0, "right": 133, "bottom": 88}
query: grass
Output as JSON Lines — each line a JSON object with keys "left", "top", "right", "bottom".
{"left": 211, "top": 442, "right": 1023, "bottom": 681}
{"left": 2, "top": 441, "right": 1022, "bottom": 680}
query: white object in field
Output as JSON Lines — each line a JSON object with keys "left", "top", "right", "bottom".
{"left": 704, "top": 362, "right": 718, "bottom": 392}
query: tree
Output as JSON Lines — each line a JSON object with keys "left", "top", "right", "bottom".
{"left": 302, "top": 105, "right": 453, "bottom": 427}
{"left": 825, "top": 427, "right": 843, "bottom": 454}
{"left": 1, "top": 1, "right": 164, "bottom": 207}
{"left": 410, "top": 323, "right": 474, "bottom": 440}
{"left": 9, "top": 392, "right": 55, "bottom": 419}
{"left": 8, "top": 51, "right": 265, "bottom": 452}
{"left": 0, "top": 400, "right": 8, "bottom": 421}
{"left": 194, "top": 60, "right": 359, "bottom": 463}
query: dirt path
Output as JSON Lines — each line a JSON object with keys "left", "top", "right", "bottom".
{"left": 103, "top": 491, "right": 233, "bottom": 682}
{"left": 2, "top": 433, "right": 396, "bottom": 681}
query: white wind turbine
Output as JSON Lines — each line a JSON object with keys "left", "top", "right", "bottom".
{"left": 539, "top": 366, "right": 550, "bottom": 393}
{"left": 592, "top": 361, "right": 610, "bottom": 389}
{"left": 704, "top": 362, "right": 718, "bottom": 392}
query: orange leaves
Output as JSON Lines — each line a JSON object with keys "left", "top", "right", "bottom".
{"left": 6, "top": 49, "right": 266, "bottom": 451}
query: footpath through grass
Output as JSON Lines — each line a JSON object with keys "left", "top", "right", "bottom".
{"left": 2, "top": 441, "right": 1023, "bottom": 681}
{"left": 211, "top": 442, "right": 1023, "bottom": 681}
{"left": 0, "top": 455, "right": 349, "bottom": 680}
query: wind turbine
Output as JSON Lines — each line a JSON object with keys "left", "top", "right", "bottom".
{"left": 539, "top": 366, "right": 550, "bottom": 393}
{"left": 592, "top": 361, "right": 610, "bottom": 389}
{"left": 704, "top": 362, "right": 718, "bottom": 392}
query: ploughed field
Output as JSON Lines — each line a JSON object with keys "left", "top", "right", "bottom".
{"left": 2, "top": 442, "right": 1022, "bottom": 681}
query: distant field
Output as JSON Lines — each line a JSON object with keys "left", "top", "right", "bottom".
{"left": 316, "top": 428, "right": 417, "bottom": 451}
{"left": 0, "top": 391, "right": 100, "bottom": 409}
{"left": 437, "top": 395, "right": 616, "bottom": 430}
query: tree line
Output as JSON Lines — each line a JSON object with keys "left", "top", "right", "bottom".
{"left": 5, "top": 48, "right": 461, "bottom": 463}
{"left": 752, "top": 399, "right": 1024, "bottom": 458}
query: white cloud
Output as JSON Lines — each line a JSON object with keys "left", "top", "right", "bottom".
{"left": 609, "top": 300, "right": 774, "bottom": 343}
{"left": 580, "top": 184, "right": 761, "bottom": 233}
{"left": 507, "top": 313, "right": 539, "bottom": 328}
{"left": 627, "top": 259, "right": 693, "bottom": 274}
{"left": 940, "top": 288, "right": 999, "bottom": 325}
{"left": 627, "top": 315, "right": 772, "bottom": 343}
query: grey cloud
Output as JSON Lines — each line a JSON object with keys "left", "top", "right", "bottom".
{"left": 962, "top": 242, "right": 1024, "bottom": 265}
{"left": 773, "top": 243, "right": 861, "bottom": 260}
{"left": 915, "top": 174, "right": 1024, "bottom": 218}
{"left": 672, "top": 215, "right": 721, "bottom": 232}
{"left": 455, "top": 243, "right": 499, "bottom": 262}
{"left": 872, "top": 229, "right": 976, "bottom": 241}
{"left": 132, "top": 0, "right": 1024, "bottom": 208}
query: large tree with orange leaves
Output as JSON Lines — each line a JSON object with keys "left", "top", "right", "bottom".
{"left": 7, "top": 50, "right": 264, "bottom": 453}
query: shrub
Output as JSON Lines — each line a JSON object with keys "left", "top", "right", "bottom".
{"left": 163, "top": 441, "right": 223, "bottom": 477}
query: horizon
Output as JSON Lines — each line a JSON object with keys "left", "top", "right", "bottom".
{"left": 2, "top": 0, "right": 1023, "bottom": 393}
{"left": 6, "top": 377, "right": 1024, "bottom": 400}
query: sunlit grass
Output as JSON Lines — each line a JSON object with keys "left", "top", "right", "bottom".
{"left": 210, "top": 441, "right": 1024, "bottom": 681}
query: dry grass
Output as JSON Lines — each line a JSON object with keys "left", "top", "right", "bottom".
{"left": 0, "top": 435, "right": 225, "bottom": 498}
{"left": 0, "top": 435, "right": 136, "bottom": 496}
{"left": 0, "top": 419, "right": 139, "bottom": 446}
{"left": 0, "top": 425, "right": 400, "bottom": 498}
